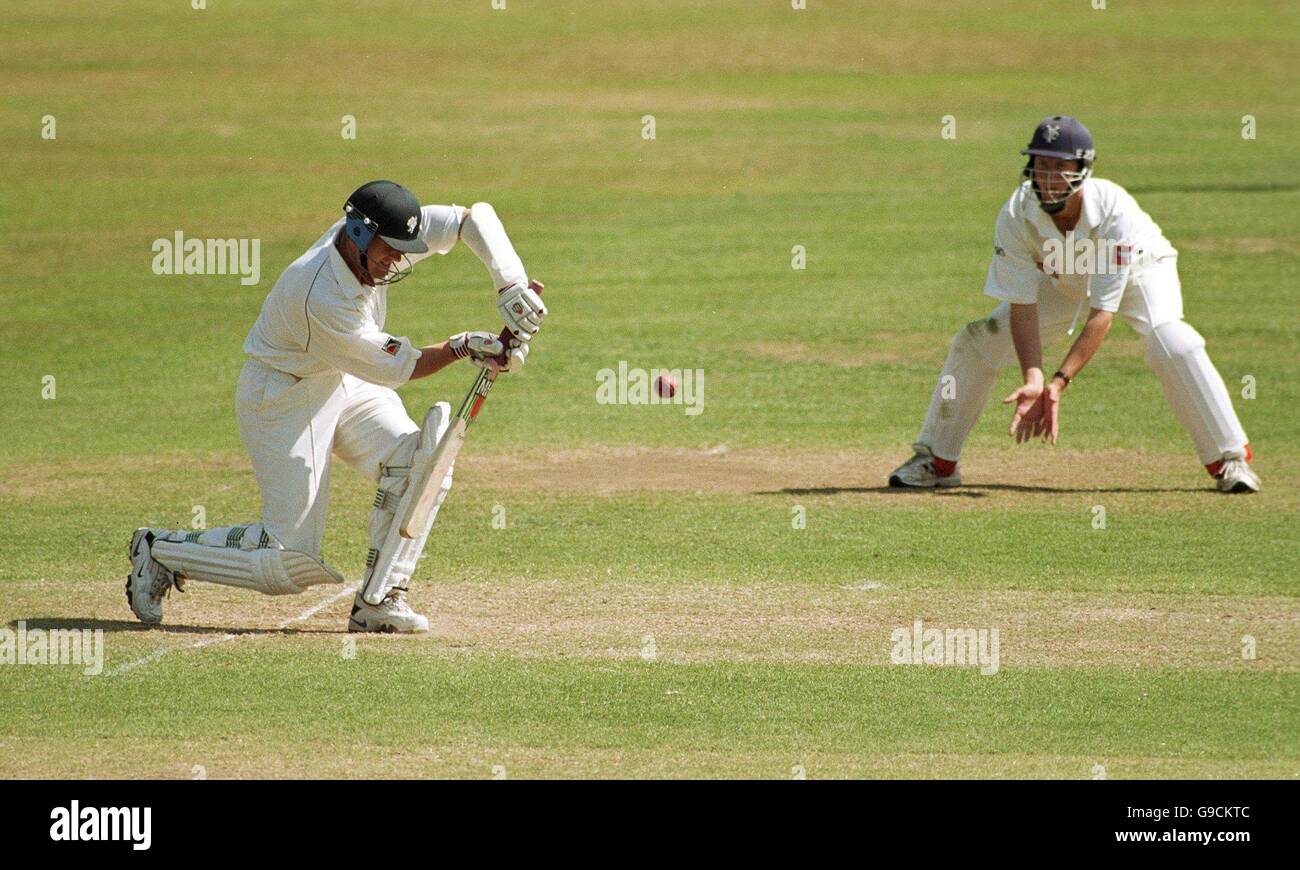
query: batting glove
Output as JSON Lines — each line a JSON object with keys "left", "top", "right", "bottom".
{"left": 496, "top": 280, "right": 547, "bottom": 341}
{"left": 449, "top": 331, "right": 529, "bottom": 373}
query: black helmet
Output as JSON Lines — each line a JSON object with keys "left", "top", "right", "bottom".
{"left": 1020, "top": 116, "right": 1095, "bottom": 213}
{"left": 343, "top": 180, "right": 428, "bottom": 255}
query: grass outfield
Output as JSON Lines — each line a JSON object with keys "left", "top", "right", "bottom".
{"left": 1, "top": 1, "right": 1297, "bottom": 778}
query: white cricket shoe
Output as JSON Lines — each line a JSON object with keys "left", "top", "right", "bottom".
{"left": 348, "top": 587, "right": 429, "bottom": 633}
{"left": 1216, "top": 459, "right": 1260, "bottom": 494}
{"left": 126, "top": 528, "right": 182, "bottom": 624}
{"left": 888, "top": 444, "right": 961, "bottom": 489}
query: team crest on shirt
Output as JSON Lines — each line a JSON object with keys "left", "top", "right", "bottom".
{"left": 381, "top": 338, "right": 401, "bottom": 356}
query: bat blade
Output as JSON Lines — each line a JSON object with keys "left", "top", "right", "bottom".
{"left": 398, "top": 417, "right": 468, "bottom": 539}
{"left": 399, "top": 281, "right": 543, "bottom": 539}
{"left": 397, "top": 367, "right": 495, "bottom": 539}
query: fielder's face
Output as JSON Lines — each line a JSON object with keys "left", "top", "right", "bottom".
{"left": 1029, "top": 155, "right": 1084, "bottom": 205}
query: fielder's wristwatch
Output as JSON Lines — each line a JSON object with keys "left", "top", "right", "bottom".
{"left": 1052, "top": 370, "right": 1071, "bottom": 387}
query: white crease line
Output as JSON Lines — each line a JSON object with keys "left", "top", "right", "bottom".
{"left": 105, "top": 584, "right": 358, "bottom": 678}
{"left": 279, "top": 583, "right": 358, "bottom": 629}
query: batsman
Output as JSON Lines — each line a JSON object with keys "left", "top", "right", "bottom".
{"left": 889, "top": 116, "right": 1259, "bottom": 494}
{"left": 126, "top": 180, "right": 547, "bottom": 632}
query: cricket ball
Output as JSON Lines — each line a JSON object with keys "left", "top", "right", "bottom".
{"left": 655, "top": 373, "right": 677, "bottom": 399}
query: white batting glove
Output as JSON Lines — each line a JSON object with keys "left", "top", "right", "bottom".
{"left": 496, "top": 279, "right": 547, "bottom": 341}
{"left": 449, "top": 331, "right": 529, "bottom": 373}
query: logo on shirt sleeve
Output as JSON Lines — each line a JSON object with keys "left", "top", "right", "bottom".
{"left": 381, "top": 337, "right": 401, "bottom": 356}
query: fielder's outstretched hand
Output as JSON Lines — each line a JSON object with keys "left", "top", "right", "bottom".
{"left": 1003, "top": 379, "right": 1062, "bottom": 444}
{"left": 1003, "top": 381, "right": 1043, "bottom": 444}
{"left": 1033, "top": 379, "right": 1063, "bottom": 444}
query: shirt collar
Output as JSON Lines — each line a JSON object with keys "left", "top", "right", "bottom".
{"left": 326, "top": 228, "right": 372, "bottom": 299}
{"left": 1079, "top": 178, "right": 1102, "bottom": 230}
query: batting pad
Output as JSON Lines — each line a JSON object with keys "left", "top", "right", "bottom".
{"left": 152, "top": 526, "right": 345, "bottom": 596}
{"left": 361, "top": 402, "right": 453, "bottom": 605}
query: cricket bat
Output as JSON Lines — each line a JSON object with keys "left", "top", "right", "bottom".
{"left": 397, "top": 281, "right": 543, "bottom": 539}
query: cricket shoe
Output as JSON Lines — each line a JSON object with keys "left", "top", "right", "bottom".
{"left": 348, "top": 587, "right": 429, "bottom": 633}
{"left": 1215, "top": 459, "right": 1260, "bottom": 494}
{"left": 888, "top": 444, "right": 961, "bottom": 489}
{"left": 126, "top": 528, "right": 183, "bottom": 624}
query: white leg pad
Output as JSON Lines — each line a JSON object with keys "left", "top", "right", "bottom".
{"left": 151, "top": 524, "right": 345, "bottom": 596}
{"left": 1143, "top": 320, "right": 1248, "bottom": 464}
{"left": 361, "top": 402, "right": 454, "bottom": 605}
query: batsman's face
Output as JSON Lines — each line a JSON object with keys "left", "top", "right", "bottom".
{"left": 365, "top": 236, "right": 402, "bottom": 281}
{"left": 1030, "top": 156, "right": 1084, "bottom": 203}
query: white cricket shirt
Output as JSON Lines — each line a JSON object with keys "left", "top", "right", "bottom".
{"left": 984, "top": 178, "right": 1177, "bottom": 312}
{"left": 244, "top": 205, "right": 463, "bottom": 389}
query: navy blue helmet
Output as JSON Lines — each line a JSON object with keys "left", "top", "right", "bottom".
{"left": 1021, "top": 116, "right": 1095, "bottom": 213}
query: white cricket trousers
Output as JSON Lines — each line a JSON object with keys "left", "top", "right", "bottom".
{"left": 917, "top": 257, "right": 1249, "bottom": 467}
{"left": 234, "top": 358, "right": 419, "bottom": 555}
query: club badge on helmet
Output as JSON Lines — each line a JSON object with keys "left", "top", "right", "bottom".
{"left": 343, "top": 180, "right": 428, "bottom": 285}
{"left": 1021, "top": 115, "right": 1095, "bottom": 214}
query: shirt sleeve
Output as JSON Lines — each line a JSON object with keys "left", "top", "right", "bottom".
{"left": 303, "top": 289, "right": 420, "bottom": 388}
{"left": 984, "top": 207, "right": 1046, "bottom": 305}
{"left": 419, "top": 205, "right": 462, "bottom": 255}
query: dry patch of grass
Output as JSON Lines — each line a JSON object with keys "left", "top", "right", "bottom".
{"left": 408, "top": 583, "right": 1300, "bottom": 672}
{"left": 457, "top": 446, "right": 1228, "bottom": 499}
{"left": 46, "top": 580, "right": 1298, "bottom": 674}
{"left": 0, "top": 738, "right": 1292, "bottom": 780}
{"left": 1, "top": 447, "right": 1227, "bottom": 500}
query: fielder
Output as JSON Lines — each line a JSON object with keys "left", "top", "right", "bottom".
{"left": 126, "top": 180, "right": 547, "bottom": 632}
{"left": 890, "top": 116, "right": 1259, "bottom": 494}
